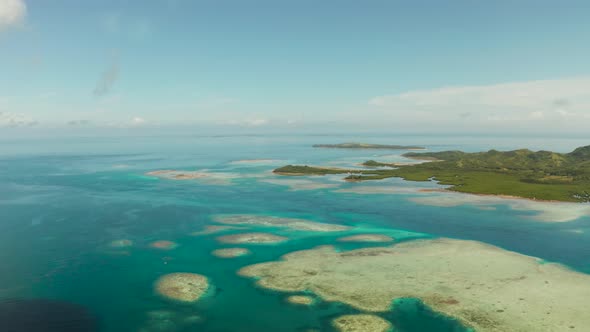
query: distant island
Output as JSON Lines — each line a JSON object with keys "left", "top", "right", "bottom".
{"left": 274, "top": 145, "right": 590, "bottom": 202}
{"left": 312, "top": 143, "right": 425, "bottom": 150}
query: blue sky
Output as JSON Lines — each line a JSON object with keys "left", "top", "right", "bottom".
{"left": 1, "top": 0, "right": 590, "bottom": 133}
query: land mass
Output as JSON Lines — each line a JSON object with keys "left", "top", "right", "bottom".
{"left": 312, "top": 143, "right": 425, "bottom": 150}
{"left": 273, "top": 145, "right": 590, "bottom": 202}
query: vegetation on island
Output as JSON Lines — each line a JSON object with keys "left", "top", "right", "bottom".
{"left": 273, "top": 145, "right": 590, "bottom": 202}
{"left": 313, "top": 143, "right": 425, "bottom": 150}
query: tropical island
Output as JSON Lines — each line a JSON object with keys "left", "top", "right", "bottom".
{"left": 312, "top": 142, "right": 425, "bottom": 150}
{"left": 273, "top": 145, "right": 590, "bottom": 202}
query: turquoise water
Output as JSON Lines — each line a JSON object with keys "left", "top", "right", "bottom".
{"left": 1, "top": 135, "right": 590, "bottom": 331}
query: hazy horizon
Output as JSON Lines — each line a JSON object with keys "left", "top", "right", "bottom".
{"left": 2, "top": 0, "right": 590, "bottom": 136}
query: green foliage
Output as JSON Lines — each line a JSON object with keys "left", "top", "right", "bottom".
{"left": 275, "top": 145, "right": 590, "bottom": 202}
{"left": 362, "top": 160, "right": 393, "bottom": 167}
{"left": 273, "top": 165, "right": 348, "bottom": 175}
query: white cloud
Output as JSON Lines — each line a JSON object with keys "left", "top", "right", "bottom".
{"left": 368, "top": 77, "right": 590, "bottom": 131}
{"left": 245, "top": 118, "right": 268, "bottom": 126}
{"left": 131, "top": 116, "right": 146, "bottom": 126}
{"left": 0, "top": 0, "right": 26, "bottom": 30}
{"left": 0, "top": 111, "right": 37, "bottom": 127}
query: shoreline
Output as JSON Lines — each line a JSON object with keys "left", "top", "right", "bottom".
{"left": 420, "top": 188, "right": 572, "bottom": 204}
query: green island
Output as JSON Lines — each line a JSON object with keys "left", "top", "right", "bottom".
{"left": 273, "top": 145, "right": 590, "bottom": 202}
{"left": 312, "top": 143, "right": 425, "bottom": 150}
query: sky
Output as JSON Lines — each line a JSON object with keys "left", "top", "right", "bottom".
{"left": 1, "top": 0, "right": 590, "bottom": 135}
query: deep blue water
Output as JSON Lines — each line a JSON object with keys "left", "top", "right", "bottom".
{"left": 1, "top": 134, "right": 589, "bottom": 332}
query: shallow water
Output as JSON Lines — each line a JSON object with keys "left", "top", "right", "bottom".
{"left": 1, "top": 134, "right": 589, "bottom": 331}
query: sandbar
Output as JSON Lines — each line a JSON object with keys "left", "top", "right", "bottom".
{"left": 213, "top": 214, "right": 350, "bottom": 232}
{"left": 155, "top": 273, "right": 209, "bottom": 303}
{"left": 239, "top": 238, "right": 590, "bottom": 332}
{"left": 337, "top": 234, "right": 394, "bottom": 243}
{"left": 216, "top": 232, "right": 288, "bottom": 244}
{"left": 331, "top": 314, "right": 392, "bottom": 332}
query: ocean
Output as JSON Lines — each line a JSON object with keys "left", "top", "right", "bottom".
{"left": 1, "top": 134, "right": 589, "bottom": 332}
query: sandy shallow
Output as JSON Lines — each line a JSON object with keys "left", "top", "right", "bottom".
{"left": 337, "top": 234, "right": 394, "bottom": 243}
{"left": 212, "top": 248, "right": 251, "bottom": 258}
{"left": 109, "top": 239, "right": 133, "bottom": 248}
{"left": 261, "top": 178, "right": 340, "bottom": 191}
{"left": 146, "top": 169, "right": 239, "bottom": 185}
{"left": 239, "top": 238, "right": 590, "bottom": 332}
{"left": 229, "top": 159, "right": 284, "bottom": 165}
{"left": 334, "top": 186, "right": 427, "bottom": 195}
{"left": 146, "top": 170, "right": 209, "bottom": 180}
{"left": 213, "top": 214, "right": 351, "bottom": 232}
{"left": 155, "top": 273, "right": 209, "bottom": 303}
{"left": 216, "top": 232, "right": 288, "bottom": 244}
{"left": 190, "top": 225, "right": 244, "bottom": 236}
{"left": 331, "top": 314, "right": 392, "bottom": 332}
{"left": 410, "top": 193, "right": 590, "bottom": 222}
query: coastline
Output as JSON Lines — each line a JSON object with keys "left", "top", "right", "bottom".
{"left": 417, "top": 188, "right": 567, "bottom": 204}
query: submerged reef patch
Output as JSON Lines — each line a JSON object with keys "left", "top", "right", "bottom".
{"left": 239, "top": 238, "right": 590, "bottom": 331}
{"left": 331, "top": 314, "right": 392, "bottom": 332}
{"left": 146, "top": 169, "right": 239, "bottom": 185}
{"left": 109, "top": 239, "right": 133, "bottom": 248}
{"left": 149, "top": 240, "right": 178, "bottom": 250}
{"left": 212, "top": 248, "right": 251, "bottom": 258}
{"left": 286, "top": 295, "right": 315, "bottom": 306}
{"left": 190, "top": 225, "right": 245, "bottom": 236}
{"left": 139, "top": 309, "right": 203, "bottom": 332}
{"left": 213, "top": 214, "right": 351, "bottom": 232}
{"left": 155, "top": 273, "right": 209, "bottom": 303}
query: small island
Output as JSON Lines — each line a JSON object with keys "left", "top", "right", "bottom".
{"left": 274, "top": 145, "right": 590, "bottom": 202}
{"left": 313, "top": 143, "right": 425, "bottom": 150}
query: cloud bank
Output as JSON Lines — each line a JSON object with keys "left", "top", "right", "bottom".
{"left": 0, "top": 0, "right": 26, "bottom": 30}
{"left": 0, "top": 111, "right": 37, "bottom": 127}
{"left": 369, "top": 77, "right": 590, "bottom": 132}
